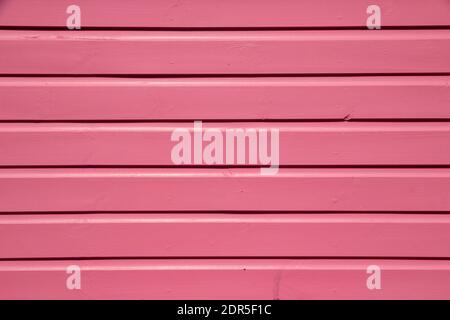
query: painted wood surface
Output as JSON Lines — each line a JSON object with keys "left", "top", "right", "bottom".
{"left": 1, "top": 0, "right": 449, "bottom": 28}
{"left": 1, "top": 214, "right": 449, "bottom": 259}
{"left": 0, "top": 260, "right": 449, "bottom": 299}
{"left": 1, "top": 0, "right": 450, "bottom": 300}
{"left": 1, "top": 122, "right": 450, "bottom": 166}
{"left": 1, "top": 168, "right": 450, "bottom": 212}
{"left": 1, "top": 30, "right": 449, "bottom": 75}
{"left": 1, "top": 77, "right": 449, "bottom": 120}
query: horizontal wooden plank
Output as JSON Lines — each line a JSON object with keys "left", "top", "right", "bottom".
{"left": 1, "top": 77, "right": 449, "bottom": 120}
{"left": 0, "top": 168, "right": 450, "bottom": 212}
{"left": 1, "top": 30, "right": 449, "bottom": 74}
{"left": 1, "top": 214, "right": 449, "bottom": 259}
{"left": 1, "top": 122, "right": 450, "bottom": 166}
{"left": 1, "top": 259, "right": 449, "bottom": 299}
{"left": 0, "top": 0, "right": 449, "bottom": 28}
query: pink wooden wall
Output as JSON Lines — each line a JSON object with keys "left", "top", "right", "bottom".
{"left": 0, "top": 0, "right": 449, "bottom": 299}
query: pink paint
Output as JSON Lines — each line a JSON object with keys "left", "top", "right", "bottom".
{"left": 0, "top": 260, "right": 449, "bottom": 299}
{"left": 1, "top": 168, "right": 450, "bottom": 212}
{"left": 1, "top": 0, "right": 450, "bottom": 300}
{"left": 1, "top": 122, "right": 450, "bottom": 166}
{"left": 1, "top": 77, "right": 449, "bottom": 120}
{"left": 1, "top": 214, "right": 449, "bottom": 259}
{"left": 0, "top": 76, "right": 450, "bottom": 121}
{"left": 1, "top": 30, "right": 449, "bottom": 74}
{"left": 0, "top": 0, "right": 449, "bottom": 28}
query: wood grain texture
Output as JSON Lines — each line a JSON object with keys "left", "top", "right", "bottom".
{"left": 1, "top": 77, "right": 449, "bottom": 120}
{"left": 1, "top": 213, "right": 449, "bottom": 259}
{"left": 1, "top": 30, "right": 449, "bottom": 75}
{"left": 0, "top": 0, "right": 449, "bottom": 28}
{"left": 1, "top": 259, "right": 449, "bottom": 299}
{"left": 1, "top": 122, "right": 450, "bottom": 166}
{"left": 1, "top": 168, "right": 450, "bottom": 212}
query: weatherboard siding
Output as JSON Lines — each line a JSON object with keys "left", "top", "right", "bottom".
{"left": 0, "top": 0, "right": 449, "bottom": 299}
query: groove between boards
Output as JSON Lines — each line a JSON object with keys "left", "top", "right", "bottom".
{"left": 1, "top": 26, "right": 450, "bottom": 31}
{"left": 2, "top": 211, "right": 450, "bottom": 215}
{"left": 3, "top": 119, "right": 450, "bottom": 123}
{"left": 1, "top": 73, "right": 450, "bottom": 78}
{"left": 1, "top": 165, "right": 450, "bottom": 169}
{"left": 0, "top": 256, "right": 449, "bottom": 262}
